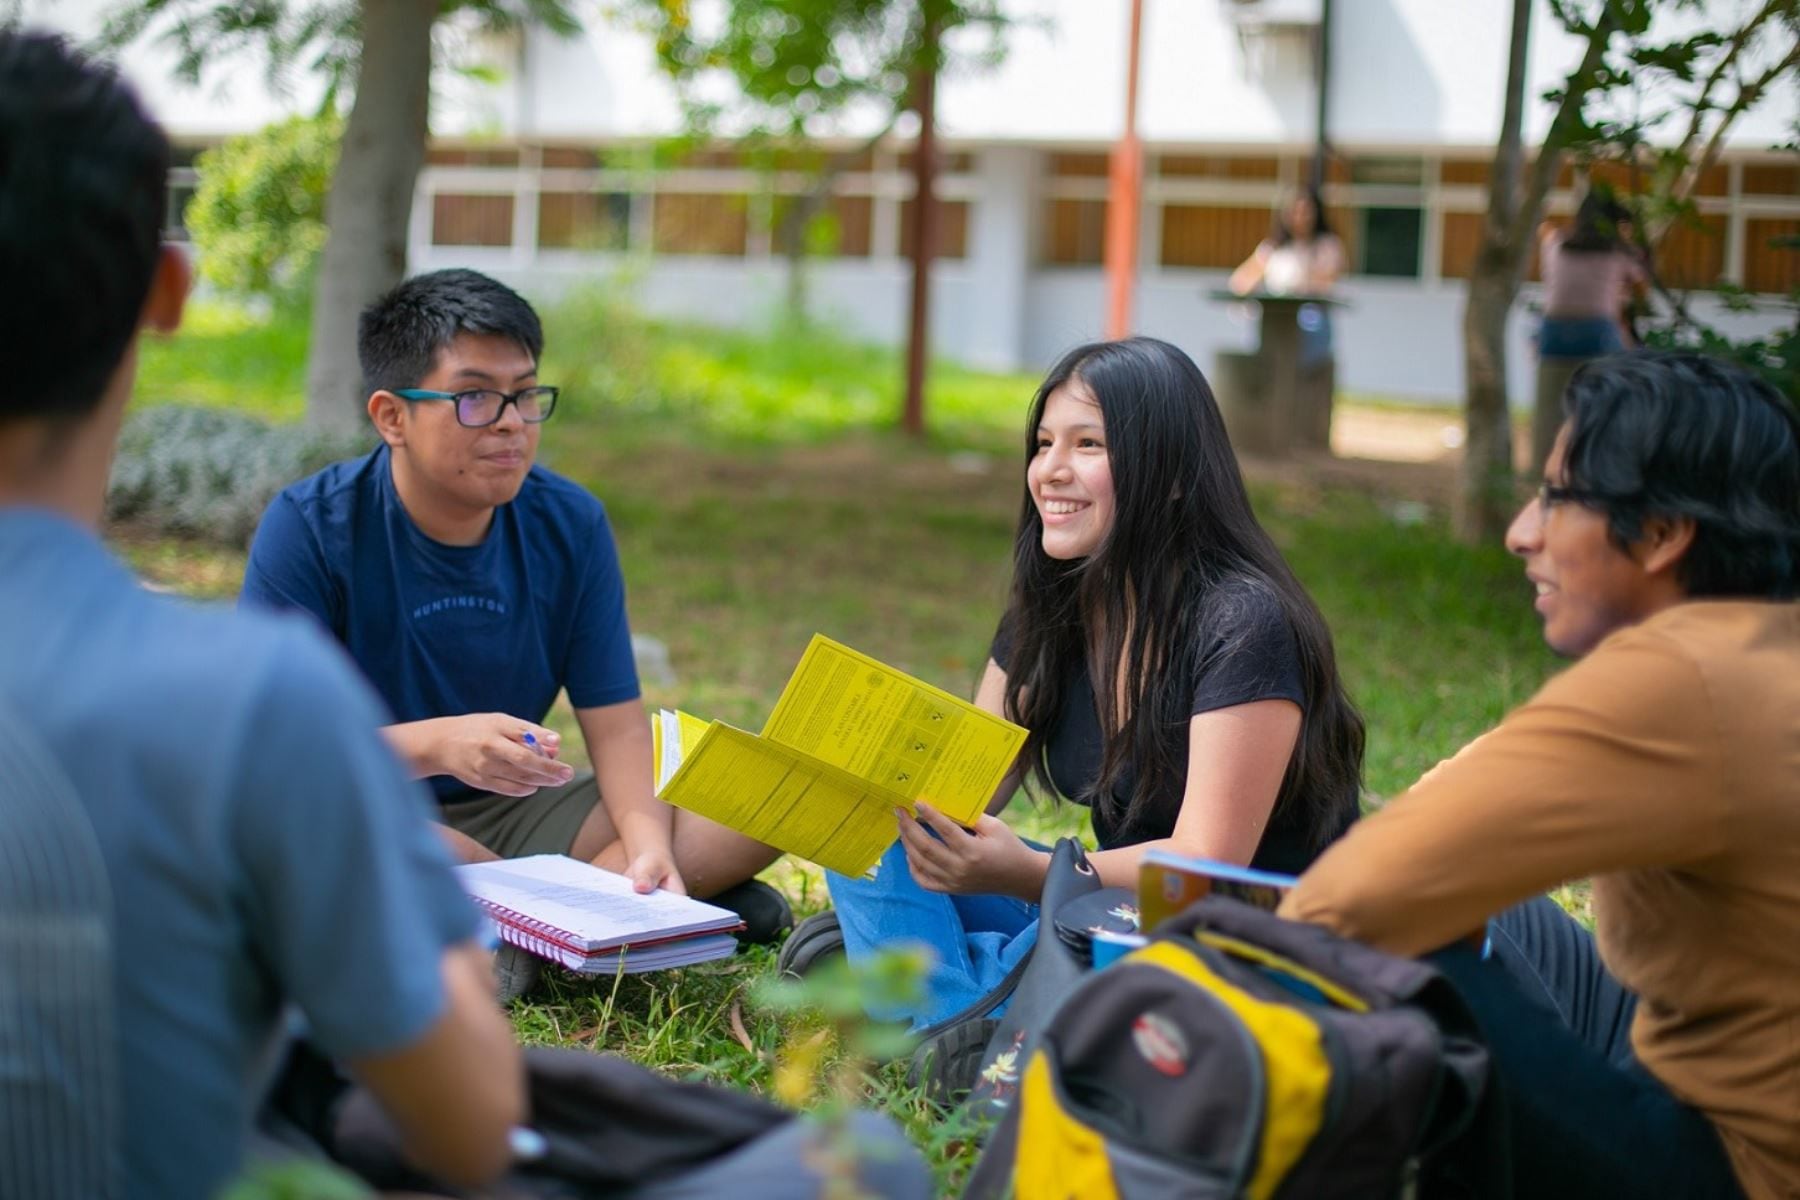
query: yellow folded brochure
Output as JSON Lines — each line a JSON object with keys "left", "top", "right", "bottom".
{"left": 654, "top": 635, "right": 1027, "bottom": 877}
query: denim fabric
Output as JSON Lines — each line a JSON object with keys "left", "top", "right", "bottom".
{"left": 1297, "top": 304, "right": 1334, "bottom": 369}
{"left": 825, "top": 840, "right": 1040, "bottom": 1030}
{"left": 1435, "top": 898, "right": 1744, "bottom": 1199}
{"left": 1538, "top": 316, "right": 1623, "bottom": 359}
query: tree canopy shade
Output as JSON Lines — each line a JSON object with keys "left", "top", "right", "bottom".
{"left": 98, "top": 0, "right": 585, "bottom": 434}
{"left": 620, "top": 0, "right": 1011, "bottom": 434}
{"left": 621, "top": 0, "right": 1008, "bottom": 139}
{"left": 1457, "top": 0, "right": 1799, "bottom": 542}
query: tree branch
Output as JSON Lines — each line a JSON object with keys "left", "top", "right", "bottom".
{"left": 1652, "top": 31, "right": 1800, "bottom": 241}
{"left": 1675, "top": 0, "right": 1783, "bottom": 159}
{"left": 1501, "top": 6, "right": 1620, "bottom": 274}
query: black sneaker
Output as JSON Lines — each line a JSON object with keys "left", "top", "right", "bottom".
{"left": 492, "top": 942, "right": 544, "bottom": 1004}
{"left": 775, "top": 909, "right": 846, "bottom": 978}
{"left": 707, "top": 878, "right": 794, "bottom": 946}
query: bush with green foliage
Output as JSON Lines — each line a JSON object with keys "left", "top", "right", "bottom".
{"left": 187, "top": 112, "right": 341, "bottom": 303}
{"left": 107, "top": 405, "right": 368, "bottom": 545}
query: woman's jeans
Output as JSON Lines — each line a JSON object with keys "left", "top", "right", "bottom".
{"left": 826, "top": 839, "right": 1040, "bottom": 1030}
{"left": 1539, "top": 315, "right": 1623, "bottom": 358}
{"left": 1437, "top": 897, "right": 1745, "bottom": 1199}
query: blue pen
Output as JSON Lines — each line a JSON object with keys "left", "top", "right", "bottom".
{"left": 521, "top": 730, "right": 550, "bottom": 758}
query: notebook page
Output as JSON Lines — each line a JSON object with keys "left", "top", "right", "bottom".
{"left": 457, "top": 855, "right": 739, "bottom": 951}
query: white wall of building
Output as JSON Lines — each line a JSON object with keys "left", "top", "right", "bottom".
{"left": 25, "top": 0, "right": 1800, "bottom": 404}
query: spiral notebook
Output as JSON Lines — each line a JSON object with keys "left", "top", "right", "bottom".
{"left": 456, "top": 855, "right": 743, "bottom": 975}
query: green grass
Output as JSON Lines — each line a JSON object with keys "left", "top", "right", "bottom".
{"left": 121, "top": 298, "right": 1560, "bottom": 1192}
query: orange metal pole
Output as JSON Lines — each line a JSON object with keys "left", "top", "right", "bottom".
{"left": 1103, "top": 0, "right": 1146, "bottom": 340}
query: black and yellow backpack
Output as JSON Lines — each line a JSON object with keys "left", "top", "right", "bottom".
{"left": 961, "top": 896, "right": 1504, "bottom": 1200}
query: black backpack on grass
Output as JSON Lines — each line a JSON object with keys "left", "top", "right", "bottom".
{"left": 908, "top": 839, "right": 1139, "bottom": 1107}
{"left": 961, "top": 896, "right": 1506, "bottom": 1200}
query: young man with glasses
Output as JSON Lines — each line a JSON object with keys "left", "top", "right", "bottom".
{"left": 241, "top": 270, "right": 787, "bottom": 984}
{"left": 1282, "top": 352, "right": 1800, "bottom": 1199}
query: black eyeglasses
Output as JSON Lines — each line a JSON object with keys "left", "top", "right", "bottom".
{"left": 1535, "top": 481, "right": 1607, "bottom": 510}
{"left": 392, "top": 386, "right": 560, "bottom": 428}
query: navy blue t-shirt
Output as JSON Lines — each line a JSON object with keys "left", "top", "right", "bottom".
{"left": 241, "top": 446, "right": 641, "bottom": 801}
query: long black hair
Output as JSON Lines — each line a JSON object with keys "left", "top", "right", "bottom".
{"left": 1560, "top": 190, "right": 1631, "bottom": 255}
{"left": 1000, "top": 337, "right": 1364, "bottom": 858}
{"left": 1272, "top": 187, "right": 1334, "bottom": 247}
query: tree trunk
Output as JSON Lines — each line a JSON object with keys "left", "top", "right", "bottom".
{"left": 1457, "top": 0, "right": 1613, "bottom": 540}
{"left": 901, "top": 23, "right": 940, "bottom": 438}
{"left": 1455, "top": 0, "right": 1533, "bottom": 543}
{"left": 303, "top": 0, "right": 437, "bottom": 434}
{"left": 1462, "top": 258, "right": 1521, "bottom": 537}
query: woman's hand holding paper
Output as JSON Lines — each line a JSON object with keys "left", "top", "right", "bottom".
{"left": 898, "top": 801, "right": 1048, "bottom": 902}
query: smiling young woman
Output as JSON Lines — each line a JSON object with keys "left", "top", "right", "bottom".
{"left": 824, "top": 336, "right": 1366, "bottom": 1030}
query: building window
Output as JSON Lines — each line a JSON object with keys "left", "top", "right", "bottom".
{"left": 651, "top": 193, "right": 748, "bottom": 256}
{"left": 538, "top": 191, "right": 630, "bottom": 251}
{"left": 431, "top": 194, "right": 514, "bottom": 247}
{"left": 898, "top": 198, "right": 969, "bottom": 260}
{"left": 1158, "top": 204, "right": 1270, "bottom": 269}
{"left": 1355, "top": 207, "right": 1423, "bottom": 278}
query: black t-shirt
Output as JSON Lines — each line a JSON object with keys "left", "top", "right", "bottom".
{"left": 993, "top": 580, "right": 1353, "bottom": 874}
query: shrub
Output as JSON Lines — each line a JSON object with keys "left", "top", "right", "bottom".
{"left": 107, "top": 406, "right": 368, "bottom": 545}
{"left": 187, "top": 113, "right": 341, "bottom": 304}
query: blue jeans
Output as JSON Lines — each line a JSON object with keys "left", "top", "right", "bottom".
{"left": 1539, "top": 316, "right": 1623, "bottom": 359}
{"left": 1436, "top": 897, "right": 1745, "bottom": 1199}
{"left": 826, "top": 839, "right": 1040, "bottom": 1030}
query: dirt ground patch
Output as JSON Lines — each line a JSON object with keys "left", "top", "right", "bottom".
{"left": 1231, "top": 405, "right": 1535, "bottom": 514}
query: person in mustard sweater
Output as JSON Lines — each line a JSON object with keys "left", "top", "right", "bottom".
{"left": 1282, "top": 351, "right": 1800, "bottom": 1200}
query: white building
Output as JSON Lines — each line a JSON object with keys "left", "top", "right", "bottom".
{"left": 31, "top": 0, "right": 1800, "bottom": 402}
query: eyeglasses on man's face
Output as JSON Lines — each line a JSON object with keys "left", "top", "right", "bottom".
{"left": 1535, "top": 481, "right": 1607, "bottom": 511}
{"left": 392, "top": 386, "right": 560, "bottom": 428}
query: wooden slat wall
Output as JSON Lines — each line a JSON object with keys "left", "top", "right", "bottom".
{"left": 828, "top": 195, "right": 873, "bottom": 257}
{"left": 431, "top": 194, "right": 514, "bottom": 246}
{"left": 1158, "top": 154, "right": 1279, "bottom": 179}
{"left": 1743, "top": 219, "right": 1800, "bottom": 295}
{"left": 651, "top": 193, "right": 748, "bottom": 255}
{"left": 538, "top": 193, "right": 625, "bottom": 250}
{"left": 898, "top": 199, "right": 969, "bottom": 259}
{"left": 1654, "top": 215, "right": 1727, "bottom": 289}
{"left": 1045, "top": 198, "right": 1105, "bottom": 265}
{"left": 1741, "top": 163, "right": 1799, "bottom": 196}
{"left": 1159, "top": 204, "right": 1269, "bottom": 269}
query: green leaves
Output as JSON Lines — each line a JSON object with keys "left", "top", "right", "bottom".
{"left": 187, "top": 111, "right": 341, "bottom": 300}
{"left": 618, "top": 0, "right": 1009, "bottom": 138}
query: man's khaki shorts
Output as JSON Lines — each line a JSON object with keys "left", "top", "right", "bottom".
{"left": 438, "top": 771, "right": 600, "bottom": 859}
